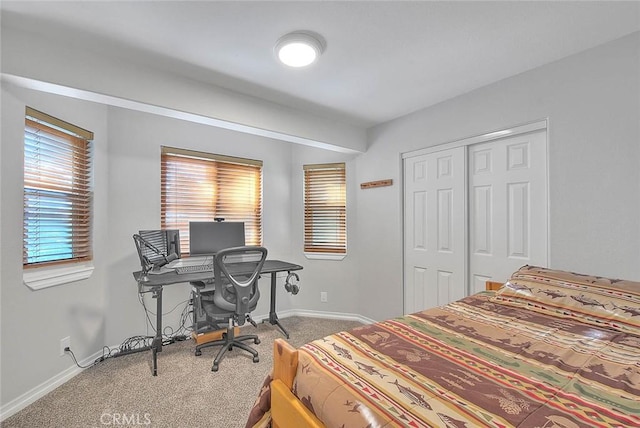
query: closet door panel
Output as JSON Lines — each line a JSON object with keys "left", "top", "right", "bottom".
{"left": 469, "top": 131, "right": 547, "bottom": 292}
{"left": 403, "top": 147, "right": 466, "bottom": 313}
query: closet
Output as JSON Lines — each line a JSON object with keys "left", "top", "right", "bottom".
{"left": 403, "top": 122, "right": 548, "bottom": 313}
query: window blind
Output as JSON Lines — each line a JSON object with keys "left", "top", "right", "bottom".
{"left": 161, "top": 146, "right": 263, "bottom": 254}
{"left": 304, "top": 163, "right": 346, "bottom": 254}
{"left": 23, "top": 108, "right": 93, "bottom": 267}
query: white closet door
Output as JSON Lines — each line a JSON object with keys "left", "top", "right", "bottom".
{"left": 468, "top": 130, "right": 548, "bottom": 292}
{"left": 403, "top": 146, "right": 466, "bottom": 314}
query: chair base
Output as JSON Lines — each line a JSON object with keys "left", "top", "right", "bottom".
{"left": 194, "top": 326, "right": 261, "bottom": 372}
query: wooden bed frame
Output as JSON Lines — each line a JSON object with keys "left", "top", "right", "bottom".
{"left": 271, "top": 338, "right": 323, "bottom": 428}
{"left": 269, "top": 281, "right": 504, "bottom": 428}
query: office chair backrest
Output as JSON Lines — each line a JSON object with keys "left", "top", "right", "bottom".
{"left": 212, "top": 246, "right": 267, "bottom": 324}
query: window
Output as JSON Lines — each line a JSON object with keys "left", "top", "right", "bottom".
{"left": 23, "top": 107, "right": 94, "bottom": 268}
{"left": 161, "top": 146, "right": 262, "bottom": 254}
{"left": 304, "top": 163, "right": 346, "bottom": 255}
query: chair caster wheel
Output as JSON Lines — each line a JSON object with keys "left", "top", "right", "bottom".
{"left": 255, "top": 338, "right": 261, "bottom": 344}
{"left": 212, "top": 364, "right": 219, "bottom": 372}
{"left": 195, "top": 350, "right": 202, "bottom": 356}
{"left": 253, "top": 356, "right": 259, "bottom": 363}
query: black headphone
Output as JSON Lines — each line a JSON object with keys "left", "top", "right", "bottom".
{"left": 284, "top": 272, "right": 300, "bottom": 295}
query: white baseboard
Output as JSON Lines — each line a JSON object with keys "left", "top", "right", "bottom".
{"left": 0, "top": 349, "right": 105, "bottom": 422}
{"left": 270, "top": 308, "right": 377, "bottom": 325}
{"left": 1, "top": 310, "right": 374, "bottom": 421}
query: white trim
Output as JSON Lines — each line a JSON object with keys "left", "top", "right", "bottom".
{"left": 402, "top": 119, "right": 547, "bottom": 159}
{"left": 275, "top": 308, "right": 376, "bottom": 325}
{"left": 2, "top": 73, "right": 361, "bottom": 154}
{"left": 252, "top": 309, "right": 376, "bottom": 326}
{"left": 462, "top": 148, "right": 469, "bottom": 297}
{"left": 0, "top": 349, "right": 104, "bottom": 421}
{"left": 23, "top": 263, "right": 95, "bottom": 290}
{"left": 545, "top": 119, "right": 552, "bottom": 268}
{"left": 303, "top": 252, "right": 346, "bottom": 261}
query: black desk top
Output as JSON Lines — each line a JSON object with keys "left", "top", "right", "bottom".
{"left": 133, "top": 259, "right": 303, "bottom": 287}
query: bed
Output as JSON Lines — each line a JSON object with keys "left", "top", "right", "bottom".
{"left": 246, "top": 265, "right": 640, "bottom": 427}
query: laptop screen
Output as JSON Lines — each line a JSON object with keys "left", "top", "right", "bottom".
{"left": 189, "top": 221, "right": 245, "bottom": 256}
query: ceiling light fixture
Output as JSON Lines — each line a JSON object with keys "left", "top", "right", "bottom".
{"left": 275, "top": 31, "right": 326, "bottom": 68}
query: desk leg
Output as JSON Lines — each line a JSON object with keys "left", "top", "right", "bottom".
{"left": 150, "top": 287, "right": 163, "bottom": 376}
{"left": 266, "top": 272, "right": 289, "bottom": 339}
{"left": 113, "top": 286, "right": 163, "bottom": 376}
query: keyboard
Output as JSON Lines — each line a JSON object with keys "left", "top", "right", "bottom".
{"left": 175, "top": 264, "right": 213, "bottom": 274}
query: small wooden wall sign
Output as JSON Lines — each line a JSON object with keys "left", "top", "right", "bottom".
{"left": 360, "top": 179, "right": 393, "bottom": 189}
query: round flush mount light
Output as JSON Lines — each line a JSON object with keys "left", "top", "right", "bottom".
{"left": 275, "top": 31, "right": 326, "bottom": 68}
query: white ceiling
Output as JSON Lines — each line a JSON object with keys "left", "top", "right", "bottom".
{"left": 2, "top": 1, "right": 639, "bottom": 128}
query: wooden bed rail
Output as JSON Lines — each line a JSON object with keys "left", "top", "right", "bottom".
{"left": 271, "top": 339, "right": 324, "bottom": 428}
{"left": 486, "top": 280, "right": 504, "bottom": 291}
{"left": 273, "top": 338, "right": 298, "bottom": 389}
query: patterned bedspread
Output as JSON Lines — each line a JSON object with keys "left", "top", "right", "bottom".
{"left": 293, "top": 292, "right": 640, "bottom": 427}
{"left": 245, "top": 266, "right": 640, "bottom": 428}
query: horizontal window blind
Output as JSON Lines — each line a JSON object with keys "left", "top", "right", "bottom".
{"left": 161, "top": 147, "right": 263, "bottom": 254}
{"left": 304, "top": 163, "right": 346, "bottom": 254}
{"left": 23, "top": 108, "right": 93, "bottom": 267}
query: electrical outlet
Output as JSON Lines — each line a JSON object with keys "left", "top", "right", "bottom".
{"left": 320, "top": 291, "right": 328, "bottom": 303}
{"left": 60, "top": 336, "right": 71, "bottom": 357}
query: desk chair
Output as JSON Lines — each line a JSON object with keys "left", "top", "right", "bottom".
{"left": 194, "top": 246, "right": 267, "bottom": 371}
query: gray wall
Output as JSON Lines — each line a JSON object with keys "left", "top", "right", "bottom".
{"left": 1, "top": 28, "right": 638, "bottom": 417}
{"left": 1, "top": 85, "right": 110, "bottom": 406}
{"left": 0, "top": 86, "right": 358, "bottom": 410}
{"left": 286, "top": 145, "right": 359, "bottom": 315}
{"left": 1, "top": 23, "right": 366, "bottom": 153}
{"left": 103, "top": 107, "right": 299, "bottom": 345}
{"left": 355, "top": 32, "right": 640, "bottom": 321}
{"left": 0, "top": 86, "right": 357, "bottom": 413}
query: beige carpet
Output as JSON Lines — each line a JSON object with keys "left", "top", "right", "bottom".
{"left": 2, "top": 316, "right": 363, "bottom": 428}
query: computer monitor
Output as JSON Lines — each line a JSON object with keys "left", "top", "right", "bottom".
{"left": 165, "top": 229, "right": 181, "bottom": 258}
{"left": 189, "top": 221, "right": 245, "bottom": 256}
{"left": 137, "top": 229, "right": 181, "bottom": 263}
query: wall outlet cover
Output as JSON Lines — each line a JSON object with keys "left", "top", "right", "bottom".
{"left": 60, "top": 336, "right": 71, "bottom": 357}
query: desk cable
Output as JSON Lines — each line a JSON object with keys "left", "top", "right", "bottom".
{"left": 63, "top": 295, "right": 193, "bottom": 369}
{"left": 137, "top": 292, "right": 193, "bottom": 343}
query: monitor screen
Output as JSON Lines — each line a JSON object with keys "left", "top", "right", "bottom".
{"left": 165, "top": 229, "right": 181, "bottom": 258}
{"left": 138, "top": 229, "right": 181, "bottom": 260}
{"left": 189, "top": 221, "right": 245, "bottom": 256}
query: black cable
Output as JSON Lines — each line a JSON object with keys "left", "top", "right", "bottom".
{"left": 117, "top": 335, "right": 154, "bottom": 353}
{"left": 97, "top": 346, "right": 114, "bottom": 361}
{"left": 161, "top": 299, "right": 193, "bottom": 343}
{"left": 65, "top": 347, "right": 99, "bottom": 369}
{"left": 172, "top": 298, "right": 194, "bottom": 338}
{"left": 66, "top": 292, "right": 195, "bottom": 368}
{"left": 138, "top": 292, "right": 157, "bottom": 334}
{"left": 133, "top": 291, "right": 194, "bottom": 348}
{"left": 65, "top": 344, "right": 121, "bottom": 368}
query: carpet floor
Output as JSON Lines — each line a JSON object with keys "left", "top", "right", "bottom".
{"left": 2, "top": 316, "right": 363, "bottom": 428}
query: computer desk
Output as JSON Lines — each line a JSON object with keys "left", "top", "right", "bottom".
{"left": 131, "top": 259, "right": 302, "bottom": 375}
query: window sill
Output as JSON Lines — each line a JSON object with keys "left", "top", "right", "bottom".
{"left": 23, "top": 263, "right": 95, "bottom": 290}
{"left": 304, "top": 252, "right": 346, "bottom": 261}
